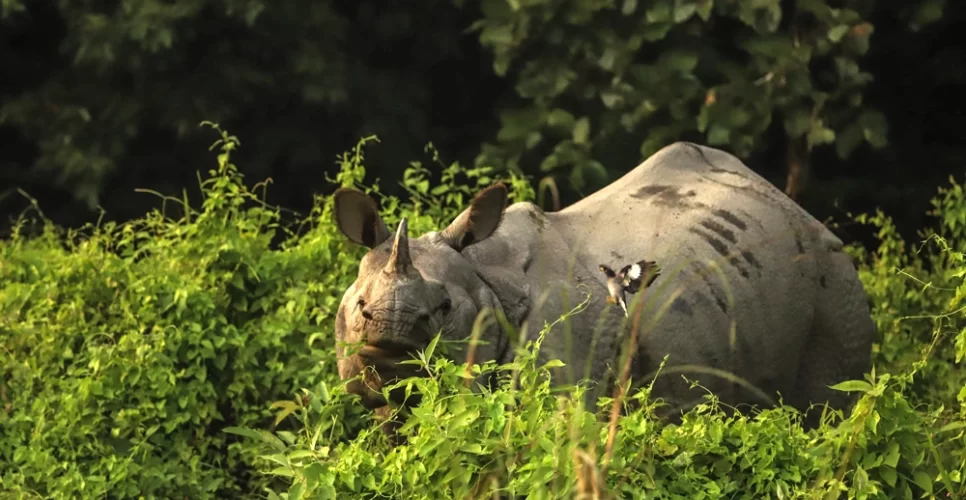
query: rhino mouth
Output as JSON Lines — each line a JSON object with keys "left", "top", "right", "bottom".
{"left": 344, "top": 341, "right": 430, "bottom": 410}
{"left": 358, "top": 340, "right": 419, "bottom": 360}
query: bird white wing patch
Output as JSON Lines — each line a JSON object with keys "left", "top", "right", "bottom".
{"left": 626, "top": 263, "right": 642, "bottom": 280}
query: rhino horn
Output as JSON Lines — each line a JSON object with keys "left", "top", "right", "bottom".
{"left": 385, "top": 217, "right": 413, "bottom": 275}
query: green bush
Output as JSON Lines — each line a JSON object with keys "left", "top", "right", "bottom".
{"left": 0, "top": 124, "right": 373, "bottom": 498}
{"left": 1, "top": 125, "right": 964, "bottom": 499}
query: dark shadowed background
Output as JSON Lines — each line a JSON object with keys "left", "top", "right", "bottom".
{"left": 2, "top": 0, "right": 963, "bottom": 249}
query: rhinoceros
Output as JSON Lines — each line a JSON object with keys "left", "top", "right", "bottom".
{"left": 331, "top": 141, "right": 875, "bottom": 430}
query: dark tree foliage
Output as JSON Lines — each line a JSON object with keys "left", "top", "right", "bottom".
{"left": 0, "top": 0, "right": 508, "bottom": 232}
{"left": 0, "top": 0, "right": 964, "bottom": 249}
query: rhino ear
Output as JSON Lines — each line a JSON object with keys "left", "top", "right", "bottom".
{"left": 440, "top": 182, "right": 509, "bottom": 251}
{"left": 333, "top": 188, "right": 392, "bottom": 249}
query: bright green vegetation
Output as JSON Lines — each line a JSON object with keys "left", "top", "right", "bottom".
{"left": 1, "top": 125, "right": 964, "bottom": 499}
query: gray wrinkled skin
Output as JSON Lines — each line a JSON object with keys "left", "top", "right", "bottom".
{"left": 332, "top": 141, "right": 875, "bottom": 428}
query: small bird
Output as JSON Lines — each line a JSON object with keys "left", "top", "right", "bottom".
{"left": 599, "top": 259, "right": 661, "bottom": 316}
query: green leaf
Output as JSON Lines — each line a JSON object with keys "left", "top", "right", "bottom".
{"left": 707, "top": 124, "right": 731, "bottom": 145}
{"left": 696, "top": 0, "right": 713, "bottom": 21}
{"left": 858, "top": 109, "right": 888, "bottom": 148}
{"left": 542, "top": 359, "right": 566, "bottom": 369}
{"left": 937, "top": 421, "right": 966, "bottom": 434}
{"left": 660, "top": 49, "right": 699, "bottom": 73}
{"left": 645, "top": 0, "right": 672, "bottom": 23}
{"left": 880, "top": 466, "right": 897, "bottom": 487}
{"left": 829, "top": 380, "right": 873, "bottom": 393}
{"left": 621, "top": 0, "right": 637, "bottom": 15}
{"left": 270, "top": 400, "right": 300, "bottom": 428}
{"left": 883, "top": 440, "right": 901, "bottom": 468}
{"left": 673, "top": 2, "right": 697, "bottom": 23}
{"left": 835, "top": 122, "right": 864, "bottom": 159}
{"left": 828, "top": 24, "right": 850, "bottom": 43}
{"left": 539, "top": 153, "right": 560, "bottom": 173}
{"left": 277, "top": 431, "right": 297, "bottom": 445}
{"left": 913, "top": 470, "right": 934, "bottom": 495}
{"left": 641, "top": 129, "right": 671, "bottom": 158}
{"left": 783, "top": 107, "right": 811, "bottom": 137}
{"left": 639, "top": 22, "right": 674, "bottom": 41}
{"left": 480, "top": 0, "right": 513, "bottom": 19}
{"left": 740, "top": 35, "right": 794, "bottom": 60}
{"left": 480, "top": 24, "right": 514, "bottom": 48}
{"left": 601, "top": 90, "right": 624, "bottom": 109}
{"left": 287, "top": 450, "right": 316, "bottom": 461}
{"left": 807, "top": 122, "right": 836, "bottom": 148}
{"left": 424, "top": 332, "right": 441, "bottom": 362}
{"left": 547, "top": 108, "right": 575, "bottom": 130}
{"left": 569, "top": 162, "right": 586, "bottom": 190}
{"left": 289, "top": 480, "right": 305, "bottom": 500}
{"left": 268, "top": 467, "right": 295, "bottom": 478}
{"left": 910, "top": 0, "right": 946, "bottom": 31}
{"left": 498, "top": 107, "right": 544, "bottom": 142}
{"left": 223, "top": 426, "right": 262, "bottom": 441}
{"left": 583, "top": 159, "right": 609, "bottom": 185}
{"left": 573, "top": 117, "right": 591, "bottom": 144}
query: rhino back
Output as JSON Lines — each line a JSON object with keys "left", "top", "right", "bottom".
{"left": 545, "top": 142, "right": 848, "bottom": 401}
{"left": 462, "top": 142, "right": 868, "bottom": 410}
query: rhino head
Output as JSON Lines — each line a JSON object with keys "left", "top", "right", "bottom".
{"left": 332, "top": 183, "right": 512, "bottom": 410}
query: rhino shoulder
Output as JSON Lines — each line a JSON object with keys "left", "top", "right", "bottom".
{"left": 458, "top": 201, "right": 549, "bottom": 325}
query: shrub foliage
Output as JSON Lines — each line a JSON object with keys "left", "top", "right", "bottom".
{"left": 1, "top": 125, "right": 964, "bottom": 499}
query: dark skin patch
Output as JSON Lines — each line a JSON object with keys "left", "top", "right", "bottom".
{"left": 688, "top": 227, "right": 729, "bottom": 258}
{"left": 692, "top": 290, "right": 714, "bottom": 310}
{"left": 702, "top": 175, "right": 819, "bottom": 259}
{"left": 610, "top": 250, "right": 624, "bottom": 261}
{"left": 712, "top": 209, "right": 748, "bottom": 231}
{"left": 697, "top": 149, "right": 751, "bottom": 179}
{"left": 820, "top": 275, "right": 828, "bottom": 288}
{"left": 527, "top": 210, "right": 548, "bottom": 229}
{"left": 738, "top": 209, "right": 766, "bottom": 230}
{"left": 741, "top": 250, "right": 762, "bottom": 270}
{"left": 632, "top": 184, "right": 699, "bottom": 209}
{"left": 699, "top": 272, "right": 729, "bottom": 314}
{"left": 689, "top": 227, "right": 750, "bottom": 278}
{"left": 699, "top": 219, "right": 737, "bottom": 244}
{"left": 697, "top": 341, "right": 720, "bottom": 366}
{"left": 671, "top": 297, "right": 693, "bottom": 317}
{"left": 735, "top": 263, "right": 750, "bottom": 278}
{"left": 632, "top": 185, "right": 674, "bottom": 198}
{"left": 701, "top": 167, "right": 822, "bottom": 262}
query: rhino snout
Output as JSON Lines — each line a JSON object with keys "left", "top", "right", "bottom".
{"left": 340, "top": 303, "right": 443, "bottom": 407}
{"left": 359, "top": 302, "right": 437, "bottom": 353}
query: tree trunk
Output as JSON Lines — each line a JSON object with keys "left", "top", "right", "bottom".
{"left": 784, "top": 135, "right": 810, "bottom": 202}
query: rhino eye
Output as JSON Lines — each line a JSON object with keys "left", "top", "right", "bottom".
{"left": 438, "top": 298, "right": 452, "bottom": 314}
{"left": 357, "top": 298, "right": 373, "bottom": 320}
